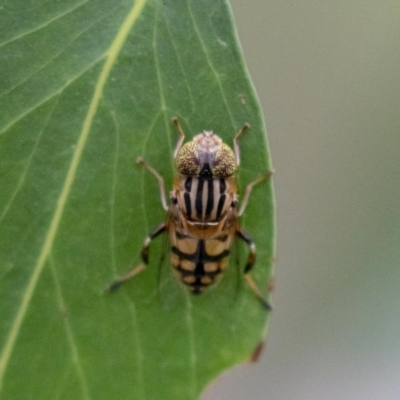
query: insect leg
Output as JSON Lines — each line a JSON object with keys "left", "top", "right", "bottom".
{"left": 172, "top": 117, "right": 186, "bottom": 159}
{"left": 107, "top": 223, "right": 167, "bottom": 292}
{"left": 233, "top": 123, "right": 250, "bottom": 166}
{"left": 236, "top": 227, "right": 272, "bottom": 311}
{"left": 238, "top": 172, "right": 273, "bottom": 217}
{"left": 136, "top": 157, "right": 168, "bottom": 211}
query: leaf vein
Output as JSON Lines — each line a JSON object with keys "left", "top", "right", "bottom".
{"left": 0, "top": 0, "right": 88, "bottom": 48}
{"left": 184, "top": 295, "right": 198, "bottom": 398}
{"left": 109, "top": 110, "right": 120, "bottom": 273}
{"left": 0, "top": 55, "right": 106, "bottom": 136}
{"left": 153, "top": 3, "right": 174, "bottom": 171}
{"left": 162, "top": 6, "right": 196, "bottom": 118}
{"left": 0, "top": 0, "right": 148, "bottom": 391}
{"left": 125, "top": 300, "right": 146, "bottom": 399}
{"left": 49, "top": 256, "right": 92, "bottom": 400}
{"left": 0, "top": 96, "right": 60, "bottom": 226}
{"left": 187, "top": 0, "right": 236, "bottom": 129}
{"left": 0, "top": 5, "right": 119, "bottom": 99}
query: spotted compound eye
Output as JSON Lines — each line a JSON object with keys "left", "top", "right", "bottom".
{"left": 175, "top": 141, "right": 201, "bottom": 175}
{"left": 175, "top": 137, "right": 238, "bottom": 177}
{"left": 212, "top": 143, "right": 237, "bottom": 177}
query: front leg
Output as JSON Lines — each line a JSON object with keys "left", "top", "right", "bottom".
{"left": 136, "top": 157, "right": 168, "bottom": 211}
{"left": 172, "top": 117, "right": 186, "bottom": 159}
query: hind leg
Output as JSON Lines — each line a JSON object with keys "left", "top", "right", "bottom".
{"left": 236, "top": 227, "right": 272, "bottom": 311}
{"left": 107, "top": 223, "right": 167, "bottom": 291}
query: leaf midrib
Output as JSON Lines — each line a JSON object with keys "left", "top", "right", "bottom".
{"left": 0, "top": 0, "right": 148, "bottom": 391}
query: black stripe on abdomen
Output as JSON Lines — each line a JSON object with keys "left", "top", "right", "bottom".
{"left": 172, "top": 239, "right": 230, "bottom": 294}
{"left": 171, "top": 242, "right": 230, "bottom": 263}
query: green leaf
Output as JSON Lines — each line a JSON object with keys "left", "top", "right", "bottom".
{"left": 0, "top": 0, "right": 275, "bottom": 398}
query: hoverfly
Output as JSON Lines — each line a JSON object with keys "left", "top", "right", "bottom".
{"left": 108, "top": 118, "right": 272, "bottom": 310}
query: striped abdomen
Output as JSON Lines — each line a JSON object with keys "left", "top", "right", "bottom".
{"left": 175, "top": 175, "right": 235, "bottom": 222}
{"left": 169, "top": 227, "right": 233, "bottom": 294}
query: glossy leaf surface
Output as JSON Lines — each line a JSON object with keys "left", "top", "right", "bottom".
{"left": 0, "top": 0, "right": 274, "bottom": 398}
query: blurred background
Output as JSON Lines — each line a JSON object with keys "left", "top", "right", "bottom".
{"left": 203, "top": 1, "right": 400, "bottom": 399}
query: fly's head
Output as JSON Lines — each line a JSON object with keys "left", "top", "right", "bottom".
{"left": 175, "top": 131, "right": 237, "bottom": 177}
